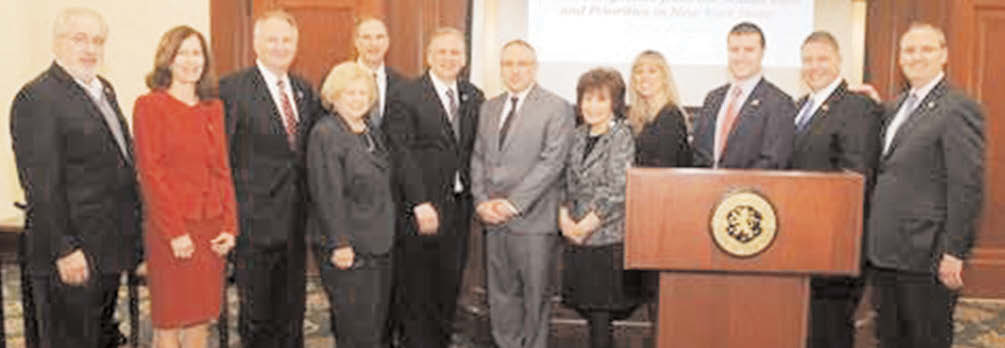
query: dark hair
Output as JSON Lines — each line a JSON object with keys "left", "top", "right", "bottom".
{"left": 575, "top": 67, "right": 626, "bottom": 120}
{"left": 802, "top": 30, "right": 839, "bottom": 52}
{"left": 145, "top": 26, "right": 217, "bottom": 100}
{"left": 729, "top": 21, "right": 765, "bottom": 48}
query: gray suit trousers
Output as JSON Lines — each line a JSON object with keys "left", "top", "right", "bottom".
{"left": 486, "top": 231, "right": 558, "bottom": 348}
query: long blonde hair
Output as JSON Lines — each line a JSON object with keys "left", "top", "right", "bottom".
{"left": 627, "top": 50, "right": 685, "bottom": 134}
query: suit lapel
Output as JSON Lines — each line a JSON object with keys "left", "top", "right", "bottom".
{"left": 421, "top": 74, "right": 458, "bottom": 146}
{"left": 795, "top": 81, "right": 847, "bottom": 149}
{"left": 50, "top": 64, "right": 133, "bottom": 166}
{"left": 250, "top": 69, "right": 288, "bottom": 137}
{"left": 484, "top": 94, "right": 505, "bottom": 156}
{"left": 499, "top": 86, "right": 538, "bottom": 152}
{"left": 698, "top": 86, "right": 728, "bottom": 157}
{"left": 721, "top": 80, "right": 764, "bottom": 156}
{"left": 884, "top": 80, "right": 948, "bottom": 159}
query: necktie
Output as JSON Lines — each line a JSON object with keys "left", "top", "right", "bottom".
{"left": 446, "top": 88, "right": 460, "bottom": 140}
{"left": 795, "top": 98, "right": 815, "bottom": 133}
{"left": 368, "top": 71, "right": 383, "bottom": 128}
{"left": 882, "top": 93, "right": 920, "bottom": 154}
{"left": 277, "top": 79, "right": 298, "bottom": 148}
{"left": 499, "top": 96, "right": 519, "bottom": 148}
{"left": 93, "top": 90, "right": 130, "bottom": 162}
{"left": 716, "top": 86, "right": 743, "bottom": 161}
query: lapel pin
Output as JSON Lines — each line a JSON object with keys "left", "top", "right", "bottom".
{"left": 928, "top": 101, "right": 935, "bottom": 109}
{"left": 461, "top": 93, "right": 468, "bottom": 102}
{"left": 751, "top": 99, "right": 760, "bottom": 107}
{"left": 821, "top": 104, "right": 829, "bottom": 112}
{"left": 296, "top": 90, "right": 304, "bottom": 99}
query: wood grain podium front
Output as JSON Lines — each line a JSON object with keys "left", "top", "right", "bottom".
{"left": 624, "top": 168, "right": 864, "bottom": 348}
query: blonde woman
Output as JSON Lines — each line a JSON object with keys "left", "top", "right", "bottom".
{"left": 307, "top": 61, "right": 395, "bottom": 348}
{"left": 627, "top": 50, "right": 692, "bottom": 167}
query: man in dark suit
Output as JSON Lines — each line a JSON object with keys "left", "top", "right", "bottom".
{"left": 10, "top": 7, "right": 139, "bottom": 348}
{"left": 692, "top": 22, "right": 796, "bottom": 169}
{"left": 219, "top": 10, "right": 320, "bottom": 348}
{"left": 866, "top": 23, "right": 984, "bottom": 348}
{"left": 472, "top": 40, "right": 574, "bottom": 348}
{"left": 353, "top": 17, "right": 405, "bottom": 128}
{"left": 789, "top": 31, "right": 883, "bottom": 348}
{"left": 383, "top": 27, "right": 486, "bottom": 348}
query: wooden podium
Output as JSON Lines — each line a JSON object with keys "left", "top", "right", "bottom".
{"left": 625, "top": 168, "right": 864, "bottom": 348}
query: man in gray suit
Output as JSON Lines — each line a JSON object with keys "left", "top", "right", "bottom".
{"left": 866, "top": 22, "right": 984, "bottom": 348}
{"left": 471, "top": 40, "right": 574, "bottom": 348}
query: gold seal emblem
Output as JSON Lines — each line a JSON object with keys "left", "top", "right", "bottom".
{"left": 710, "top": 190, "right": 778, "bottom": 258}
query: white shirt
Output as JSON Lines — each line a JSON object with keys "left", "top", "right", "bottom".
{"left": 713, "top": 74, "right": 762, "bottom": 164}
{"left": 882, "top": 72, "right": 944, "bottom": 154}
{"left": 427, "top": 72, "right": 465, "bottom": 192}
{"left": 256, "top": 60, "right": 299, "bottom": 128}
{"left": 500, "top": 84, "right": 534, "bottom": 129}
{"left": 797, "top": 77, "right": 844, "bottom": 123}
{"left": 359, "top": 59, "right": 388, "bottom": 115}
{"left": 429, "top": 72, "right": 459, "bottom": 120}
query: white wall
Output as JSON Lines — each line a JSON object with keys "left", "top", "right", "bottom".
{"left": 472, "top": 0, "right": 869, "bottom": 103}
{"left": 0, "top": 0, "right": 210, "bottom": 221}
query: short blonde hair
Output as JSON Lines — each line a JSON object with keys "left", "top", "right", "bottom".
{"left": 320, "top": 62, "right": 378, "bottom": 113}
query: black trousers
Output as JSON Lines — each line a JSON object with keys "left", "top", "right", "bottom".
{"left": 235, "top": 243, "right": 307, "bottom": 348}
{"left": 869, "top": 266, "right": 957, "bottom": 348}
{"left": 808, "top": 276, "right": 864, "bottom": 348}
{"left": 31, "top": 272, "right": 120, "bottom": 348}
{"left": 319, "top": 251, "right": 393, "bottom": 348}
{"left": 393, "top": 194, "right": 472, "bottom": 348}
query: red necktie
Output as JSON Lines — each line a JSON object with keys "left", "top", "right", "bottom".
{"left": 277, "top": 79, "right": 298, "bottom": 148}
{"left": 716, "top": 86, "right": 743, "bottom": 160}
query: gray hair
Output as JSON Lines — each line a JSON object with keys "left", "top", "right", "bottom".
{"left": 53, "top": 7, "right": 107, "bottom": 39}
{"left": 253, "top": 10, "right": 299, "bottom": 38}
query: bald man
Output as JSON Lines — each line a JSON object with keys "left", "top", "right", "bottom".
{"left": 11, "top": 7, "right": 140, "bottom": 348}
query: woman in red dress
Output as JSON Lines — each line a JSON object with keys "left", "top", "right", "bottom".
{"left": 134, "top": 26, "right": 237, "bottom": 348}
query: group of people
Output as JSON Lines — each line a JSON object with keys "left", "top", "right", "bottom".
{"left": 9, "top": 6, "right": 983, "bottom": 348}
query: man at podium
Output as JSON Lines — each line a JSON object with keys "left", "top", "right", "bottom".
{"left": 789, "top": 31, "right": 883, "bottom": 348}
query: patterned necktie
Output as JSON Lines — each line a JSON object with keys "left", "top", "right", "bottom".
{"left": 368, "top": 71, "right": 383, "bottom": 128}
{"left": 446, "top": 88, "right": 460, "bottom": 140}
{"left": 795, "top": 98, "right": 815, "bottom": 133}
{"left": 499, "top": 96, "right": 519, "bottom": 148}
{"left": 716, "top": 86, "right": 743, "bottom": 161}
{"left": 277, "top": 79, "right": 298, "bottom": 148}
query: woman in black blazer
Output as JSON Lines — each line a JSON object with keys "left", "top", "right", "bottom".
{"left": 307, "top": 61, "right": 395, "bottom": 348}
{"left": 627, "top": 50, "right": 692, "bottom": 167}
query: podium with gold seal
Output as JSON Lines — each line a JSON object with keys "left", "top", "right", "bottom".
{"left": 624, "top": 168, "right": 864, "bottom": 348}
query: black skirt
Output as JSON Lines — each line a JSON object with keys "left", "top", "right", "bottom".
{"left": 561, "top": 243, "right": 645, "bottom": 311}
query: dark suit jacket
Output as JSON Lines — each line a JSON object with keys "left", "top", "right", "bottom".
{"left": 219, "top": 67, "right": 321, "bottom": 250}
{"left": 866, "top": 79, "right": 984, "bottom": 273}
{"left": 692, "top": 78, "right": 795, "bottom": 169}
{"left": 383, "top": 66, "right": 405, "bottom": 113}
{"left": 382, "top": 72, "right": 485, "bottom": 234}
{"left": 307, "top": 115, "right": 395, "bottom": 256}
{"left": 10, "top": 62, "right": 141, "bottom": 275}
{"left": 790, "top": 80, "right": 883, "bottom": 177}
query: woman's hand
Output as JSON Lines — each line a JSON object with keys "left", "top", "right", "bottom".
{"left": 170, "top": 234, "right": 195, "bottom": 259}
{"left": 210, "top": 232, "right": 236, "bottom": 257}
{"left": 332, "top": 246, "right": 355, "bottom": 270}
{"left": 559, "top": 207, "right": 584, "bottom": 244}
